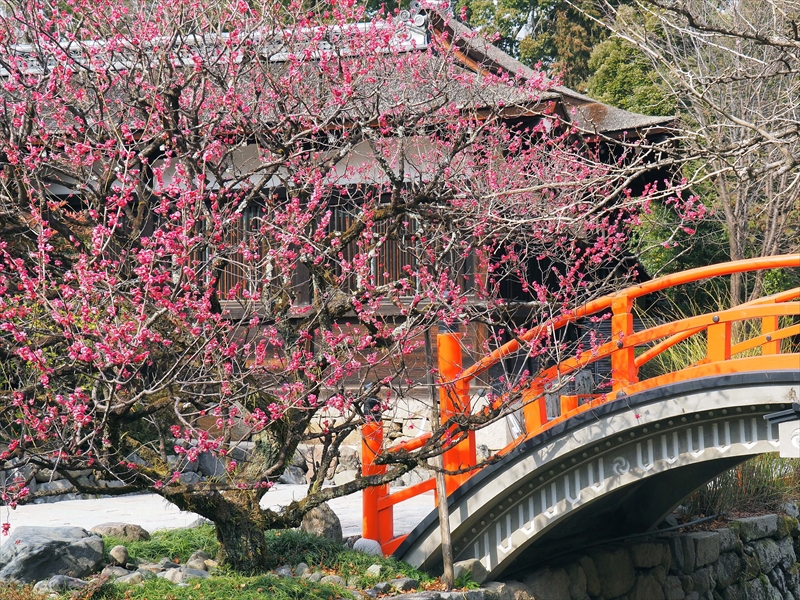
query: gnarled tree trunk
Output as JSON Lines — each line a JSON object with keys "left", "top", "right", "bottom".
{"left": 168, "top": 489, "right": 269, "bottom": 573}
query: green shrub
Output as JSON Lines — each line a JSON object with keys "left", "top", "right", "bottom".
{"left": 685, "top": 454, "right": 800, "bottom": 517}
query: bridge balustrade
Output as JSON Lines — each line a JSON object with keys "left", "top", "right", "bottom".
{"left": 362, "top": 255, "right": 800, "bottom": 556}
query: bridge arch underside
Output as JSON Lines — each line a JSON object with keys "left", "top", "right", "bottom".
{"left": 394, "top": 371, "right": 800, "bottom": 580}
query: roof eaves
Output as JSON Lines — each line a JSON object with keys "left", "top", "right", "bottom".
{"left": 428, "top": 12, "right": 675, "bottom": 136}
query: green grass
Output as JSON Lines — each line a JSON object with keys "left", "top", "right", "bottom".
{"left": 91, "top": 526, "right": 433, "bottom": 599}
{"left": 685, "top": 454, "right": 800, "bottom": 517}
{"left": 102, "top": 524, "right": 218, "bottom": 564}
{"left": 261, "top": 529, "right": 432, "bottom": 589}
{"left": 82, "top": 575, "right": 350, "bottom": 600}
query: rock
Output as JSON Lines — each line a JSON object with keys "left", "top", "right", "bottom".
{"left": 769, "top": 566, "right": 787, "bottom": 595}
{"left": 101, "top": 565, "right": 131, "bottom": 579}
{"left": 89, "top": 522, "right": 150, "bottom": 541}
{"left": 300, "top": 502, "right": 343, "bottom": 541}
{"left": 723, "top": 583, "right": 746, "bottom": 600}
{"left": 454, "top": 558, "right": 489, "bottom": 585}
{"left": 751, "top": 538, "right": 783, "bottom": 572}
{"left": 498, "top": 581, "right": 534, "bottom": 600}
{"left": 371, "top": 582, "right": 393, "bottom": 594}
{"left": 590, "top": 548, "right": 635, "bottom": 598}
{"left": 0, "top": 526, "right": 104, "bottom": 583}
{"left": 109, "top": 545, "right": 129, "bottom": 566}
{"left": 630, "top": 542, "right": 670, "bottom": 569}
{"left": 483, "top": 581, "right": 519, "bottom": 600}
{"left": 275, "top": 565, "right": 293, "bottom": 578}
{"left": 353, "top": 538, "right": 383, "bottom": 556}
{"left": 338, "top": 446, "right": 361, "bottom": 471}
{"left": 650, "top": 564, "right": 668, "bottom": 585}
{"left": 137, "top": 562, "right": 164, "bottom": 574}
{"left": 390, "top": 577, "right": 420, "bottom": 592}
{"left": 690, "top": 566, "right": 714, "bottom": 594}
{"left": 365, "top": 564, "right": 382, "bottom": 577}
{"left": 189, "top": 550, "right": 209, "bottom": 561}
{"left": 197, "top": 452, "right": 225, "bottom": 477}
{"left": 743, "top": 576, "right": 782, "bottom": 600}
{"left": 782, "top": 502, "right": 800, "bottom": 519}
{"left": 578, "top": 556, "right": 601, "bottom": 597}
{"left": 34, "top": 469, "right": 63, "bottom": 483}
{"left": 117, "top": 571, "right": 144, "bottom": 585}
{"left": 204, "top": 559, "right": 218, "bottom": 571}
{"left": 733, "top": 515, "right": 778, "bottom": 542}
{"left": 36, "top": 480, "right": 75, "bottom": 494}
{"left": 158, "top": 557, "right": 181, "bottom": 569}
{"left": 669, "top": 536, "right": 689, "bottom": 575}
{"left": 629, "top": 574, "right": 665, "bottom": 600}
{"left": 777, "top": 535, "right": 797, "bottom": 563}
{"left": 32, "top": 580, "right": 51, "bottom": 594}
{"left": 185, "top": 558, "right": 207, "bottom": 571}
{"left": 158, "top": 567, "right": 210, "bottom": 583}
{"left": 320, "top": 574, "right": 346, "bottom": 586}
{"left": 565, "top": 562, "right": 587, "bottom": 599}
{"left": 717, "top": 528, "right": 739, "bottom": 553}
{"left": 714, "top": 552, "right": 742, "bottom": 588}
{"left": 332, "top": 469, "right": 358, "bottom": 486}
{"left": 278, "top": 466, "right": 306, "bottom": 485}
{"left": 167, "top": 455, "right": 198, "bottom": 473}
{"left": 523, "top": 566, "right": 570, "bottom": 600}
{"left": 305, "top": 571, "right": 323, "bottom": 582}
{"left": 440, "top": 591, "right": 490, "bottom": 599}
{"left": 295, "top": 562, "right": 310, "bottom": 576}
{"left": 687, "top": 531, "right": 720, "bottom": 568}
{"left": 48, "top": 574, "right": 88, "bottom": 591}
{"left": 396, "top": 467, "right": 430, "bottom": 488}
{"left": 179, "top": 471, "right": 202, "bottom": 485}
{"left": 664, "top": 575, "right": 685, "bottom": 600}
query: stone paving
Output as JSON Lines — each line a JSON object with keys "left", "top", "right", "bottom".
{"left": 0, "top": 484, "right": 435, "bottom": 548}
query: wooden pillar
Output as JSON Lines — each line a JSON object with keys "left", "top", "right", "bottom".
{"left": 611, "top": 295, "right": 638, "bottom": 394}
{"left": 438, "top": 322, "right": 475, "bottom": 495}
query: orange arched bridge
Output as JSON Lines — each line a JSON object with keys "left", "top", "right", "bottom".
{"left": 361, "top": 255, "right": 800, "bottom": 579}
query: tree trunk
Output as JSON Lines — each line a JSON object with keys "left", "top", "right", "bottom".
{"left": 168, "top": 489, "right": 269, "bottom": 573}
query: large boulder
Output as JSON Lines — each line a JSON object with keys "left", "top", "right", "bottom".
{"left": 300, "top": 502, "right": 342, "bottom": 541}
{"left": 0, "top": 526, "right": 104, "bottom": 583}
{"left": 89, "top": 522, "right": 150, "bottom": 541}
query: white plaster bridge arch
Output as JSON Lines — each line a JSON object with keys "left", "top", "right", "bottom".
{"left": 392, "top": 371, "right": 800, "bottom": 580}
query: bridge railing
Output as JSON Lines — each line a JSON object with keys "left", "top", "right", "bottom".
{"left": 362, "top": 254, "right": 800, "bottom": 554}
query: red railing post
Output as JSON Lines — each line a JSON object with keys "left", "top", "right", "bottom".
{"left": 707, "top": 318, "right": 732, "bottom": 363}
{"left": 437, "top": 322, "right": 475, "bottom": 495}
{"left": 611, "top": 294, "right": 638, "bottom": 394}
{"left": 362, "top": 408, "right": 392, "bottom": 547}
{"left": 762, "top": 315, "right": 781, "bottom": 355}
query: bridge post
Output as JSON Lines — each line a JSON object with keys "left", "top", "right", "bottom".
{"left": 762, "top": 316, "right": 781, "bottom": 355}
{"left": 611, "top": 294, "right": 638, "bottom": 394}
{"left": 707, "top": 318, "right": 732, "bottom": 362}
{"left": 438, "top": 322, "right": 475, "bottom": 495}
{"left": 362, "top": 402, "right": 392, "bottom": 547}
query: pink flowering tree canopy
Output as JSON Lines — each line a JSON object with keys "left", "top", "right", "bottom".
{"left": 0, "top": 0, "right": 694, "bottom": 570}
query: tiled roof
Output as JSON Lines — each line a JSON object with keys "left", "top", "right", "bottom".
{"left": 430, "top": 12, "right": 674, "bottom": 136}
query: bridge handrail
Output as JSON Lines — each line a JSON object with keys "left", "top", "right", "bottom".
{"left": 460, "top": 254, "right": 800, "bottom": 383}
{"left": 362, "top": 254, "right": 800, "bottom": 555}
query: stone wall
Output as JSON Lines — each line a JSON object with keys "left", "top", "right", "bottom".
{"left": 502, "top": 512, "right": 799, "bottom": 600}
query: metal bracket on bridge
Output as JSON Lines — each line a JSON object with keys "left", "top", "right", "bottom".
{"left": 764, "top": 403, "right": 800, "bottom": 458}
